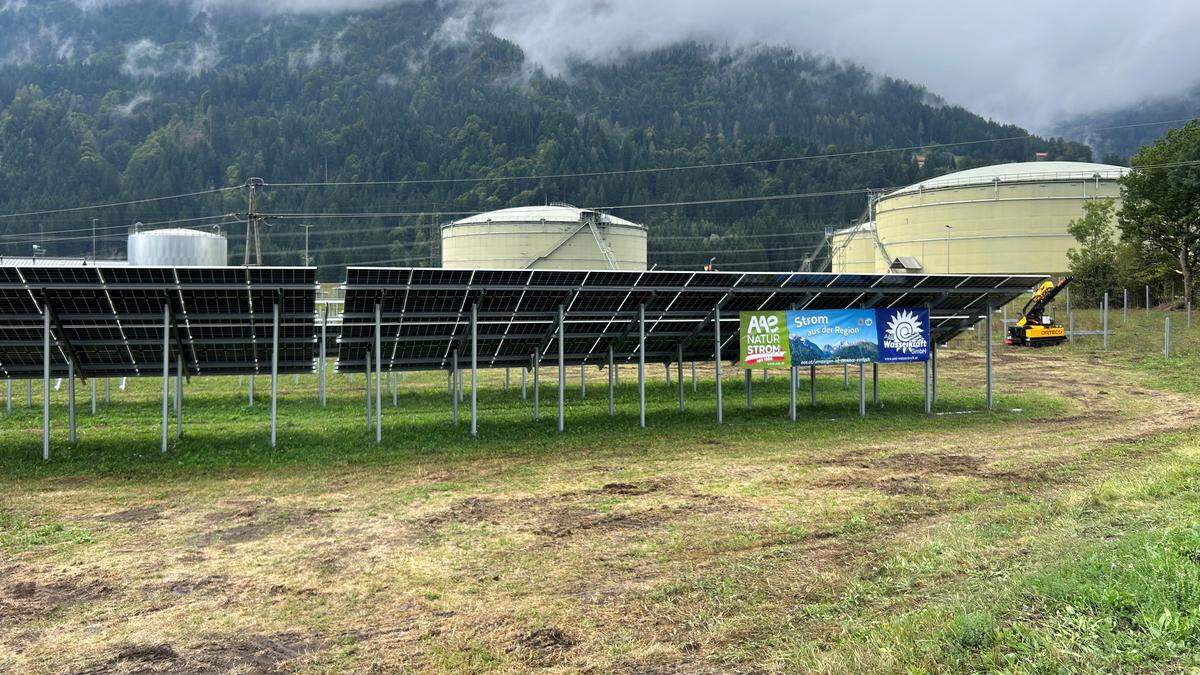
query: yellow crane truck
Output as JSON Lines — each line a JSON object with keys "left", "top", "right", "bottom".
{"left": 1006, "top": 277, "right": 1071, "bottom": 347}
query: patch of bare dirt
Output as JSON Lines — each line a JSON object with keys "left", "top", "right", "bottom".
{"left": 188, "top": 498, "right": 335, "bottom": 548}
{"left": 508, "top": 627, "right": 576, "bottom": 667}
{"left": 70, "top": 633, "right": 324, "bottom": 675}
{"left": 96, "top": 506, "right": 163, "bottom": 524}
{"left": 1, "top": 576, "right": 112, "bottom": 620}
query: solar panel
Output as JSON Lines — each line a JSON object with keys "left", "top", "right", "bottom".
{"left": 0, "top": 266, "right": 316, "bottom": 378}
{"left": 335, "top": 267, "right": 1045, "bottom": 373}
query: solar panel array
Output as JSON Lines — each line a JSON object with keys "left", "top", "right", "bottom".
{"left": 336, "top": 267, "right": 1045, "bottom": 373}
{"left": 0, "top": 266, "right": 316, "bottom": 378}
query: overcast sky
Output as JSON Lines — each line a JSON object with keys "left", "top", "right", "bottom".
{"left": 86, "top": 0, "right": 1200, "bottom": 131}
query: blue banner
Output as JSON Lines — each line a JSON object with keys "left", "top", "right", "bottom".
{"left": 777, "top": 308, "right": 929, "bottom": 366}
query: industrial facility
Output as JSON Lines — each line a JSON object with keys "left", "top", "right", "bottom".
{"left": 831, "top": 161, "right": 1129, "bottom": 275}
{"left": 127, "top": 227, "right": 228, "bottom": 267}
{"left": 441, "top": 204, "right": 647, "bottom": 270}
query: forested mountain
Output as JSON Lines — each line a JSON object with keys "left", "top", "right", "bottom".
{"left": 1052, "top": 86, "right": 1200, "bottom": 164}
{"left": 0, "top": 0, "right": 1093, "bottom": 277}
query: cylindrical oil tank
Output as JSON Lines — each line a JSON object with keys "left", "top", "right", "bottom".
{"left": 832, "top": 161, "right": 1129, "bottom": 275}
{"left": 128, "top": 227, "right": 228, "bottom": 267}
{"left": 441, "top": 205, "right": 647, "bottom": 270}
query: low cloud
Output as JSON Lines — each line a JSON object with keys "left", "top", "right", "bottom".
{"left": 62, "top": 0, "right": 1200, "bottom": 130}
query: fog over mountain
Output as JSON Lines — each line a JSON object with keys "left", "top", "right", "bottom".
{"left": 27, "top": 0, "right": 1198, "bottom": 131}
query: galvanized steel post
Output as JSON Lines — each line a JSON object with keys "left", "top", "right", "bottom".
{"left": 272, "top": 303, "right": 280, "bottom": 448}
{"left": 858, "top": 362, "right": 865, "bottom": 417}
{"left": 608, "top": 345, "right": 615, "bottom": 417}
{"left": 1165, "top": 316, "right": 1171, "bottom": 358}
{"left": 558, "top": 304, "right": 565, "bottom": 433}
{"left": 161, "top": 304, "right": 169, "bottom": 454}
{"left": 677, "top": 344, "right": 684, "bottom": 413}
{"left": 1102, "top": 293, "right": 1109, "bottom": 350}
{"left": 67, "top": 359, "right": 75, "bottom": 445}
{"left": 638, "top": 304, "right": 646, "bottom": 429}
{"left": 714, "top": 306, "right": 723, "bottom": 425}
{"left": 985, "top": 302, "right": 994, "bottom": 410}
{"left": 470, "top": 302, "right": 477, "bottom": 438}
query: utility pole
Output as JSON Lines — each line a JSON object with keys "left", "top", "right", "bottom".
{"left": 301, "top": 224, "right": 313, "bottom": 266}
{"left": 92, "top": 218, "right": 98, "bottom": 261}
{"left": 243, "top": 178, "right": 265, "bottom": 266}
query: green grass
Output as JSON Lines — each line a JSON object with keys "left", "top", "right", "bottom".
{"left": 0, "top": 364, "right": 1059, "bottom": 481}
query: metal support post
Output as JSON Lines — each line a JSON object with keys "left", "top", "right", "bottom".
{"left": 811, "top": 365, "right": 820, "bottom": 408}
{"left": 985, "top": 303, "right": 994, "bottom": 410}
{"left": 160, "top": 304, "right": 169, "bottom": 454}
{"left": 1069, "top": 309, "right": 1075, "bottom": 343}
{"left": 90, "top": 379, "right": 96, "bottom": 415}
{"left": 665, "top": 362, "right": 671, "bottom": 387}
{"left": 872, "top": 362, "right": 879, "bottom": 406}
{"left": 1123, "top": 289, "right": 1128, "bottom": 323}
{"left": 67, "top": 359, "right": 76, "bottom": 445}
{"left": 580, "top": 365, "right": 586, "bottom": 399}
{"left": 1146, "top": 285, "right": 1151, "bottom": 314}
{"left": 319, "top": 309, "right": 327, "bottom": 406}
{"left": 691, "top": 361, "right": 697, "bottom": 392}
{"left": 930, "top": 341, "right": 938, "bottom": 404}
{"left": 858, "top": 362, "right": 866, "bottom": 417}
{"left": 375, "top": 304, "right": 382, "bottom": 443}
{"left": 505, "top": 367, "right": 510, "bottom": 392}
{"left": 533, "top": 353, "right": 540, "bottom": 421}
{"left": 558, "top": 304, "right": 565, "bottom": 432}
{"left": 843, "top": 364, "right": 849, "bottom": 389}
{"left": 470, "top": 303, "right": 477, "bottom": 438}
{"left": 714, "top": 306, "right": 723, "bottom": 425}
{"left": 43, "top": 311, "right": 50, "bottom": 459}
{"left": 789, "top": 362, "right": 797, "bottom": 422}
{"left": 271, "top": 303, "right": 279, "bottom": 447}
{"left": 677, "top": 344, "right": 684, "bottom": 413}
{"left": 248, "top": 372, "right": 254, "bottom": 407}
{"left": 392, "top": 371, "right": 397, "bottom": 407}
{"left": 1102, "top": 293, "right": 1109, "bottom": 349}
{"left": 638, "top": 304, "right": 646, "bottom": 428}
{"left": 521, "top": 367, "right": 527, "bottom": 400}
{"left": 923, "top": 360, "right": 931, "bottom": 415}
{"left": 1165, "top": 316, "right": 1171, "bottom": 358}
{"left": 452, "top": 362, "right": 459, "bottom": 428}
{"left": 364, "top": 348, "right": 371, "bottom": 431}
{"left": 745, "top": 369, "right": 752, "bottom": 409}
{"left": 175, "top": 353, "right": 182, "bottom": 439}
{"left": 608, "top": 345, "right": 615, "bottom": 417}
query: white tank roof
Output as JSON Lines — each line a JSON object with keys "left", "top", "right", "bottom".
{"left": 886, "top": 161, "right": 1129, "bottom": 197}
{"left": 451, "top": 205, "right": 643, "bottom": 228}
{"left": 130, "top": 227, "right": 225, "bottom": 239}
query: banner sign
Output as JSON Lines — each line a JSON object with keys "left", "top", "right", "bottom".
{"left": 740, "top": 308, "right": 930, "bottom": 367}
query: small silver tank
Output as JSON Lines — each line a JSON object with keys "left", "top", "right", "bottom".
{"left": 127, "top": 227, "right": 228, "bottom": 267}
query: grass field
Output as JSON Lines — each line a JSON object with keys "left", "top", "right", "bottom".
{"left": 2, "top": 313, "right": 1199, "bottom": 673}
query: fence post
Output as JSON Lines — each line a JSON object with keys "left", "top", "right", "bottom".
{"left": 1068, "top": 309, "right": 1074, "bottom": 344}
{"left": 1123, "top": 288, "right": 1128, "bottom": 323}
{"left": 1102, "top": 292, "right": 1109, "bottom": 350}
{"left": 1146, "top": 285, "right": 1150, "bottom": 315}
{"left": 1165, "top": 316, "right": 1171, "bottom": 358}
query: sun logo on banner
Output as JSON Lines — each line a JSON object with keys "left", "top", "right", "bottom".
{"left": 883, "top": 310, "right": 927, "bottom": 354}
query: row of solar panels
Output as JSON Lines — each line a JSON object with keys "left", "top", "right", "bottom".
{"left": 0, "top": 266, "right": 1043, "bottom": 378}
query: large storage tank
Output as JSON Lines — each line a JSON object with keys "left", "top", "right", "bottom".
{"left": 441, "top": 204, "right": 647, "bottom": 270}
{"left": 128, "top": 227, "right": 228, "bottom": 267}
{"left": 831, "top": 161, "right": 1129, "bottom": 275}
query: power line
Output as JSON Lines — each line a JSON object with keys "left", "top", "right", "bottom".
{"left": 0, "top": 187, "right": 237, "bottom": 221}
{"left": 263, "top": 117, "right": 1197, "bottom": 189}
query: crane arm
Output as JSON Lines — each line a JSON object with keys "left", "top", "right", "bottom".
{"left": 1016, "top": 277, "right": 1071, "bottom": 327}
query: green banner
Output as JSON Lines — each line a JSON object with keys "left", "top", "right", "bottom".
{"left": 739, "top": 311, "right": 791, "bottom": 368}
